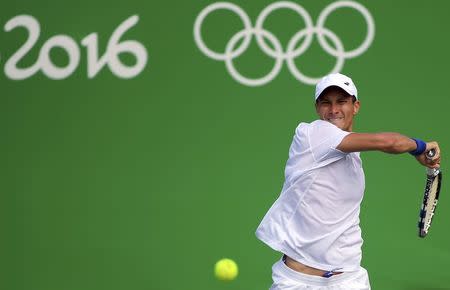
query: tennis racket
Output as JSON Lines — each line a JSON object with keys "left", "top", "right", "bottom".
{"left": 418, "top": 149, "right": 442, "bottom": 238}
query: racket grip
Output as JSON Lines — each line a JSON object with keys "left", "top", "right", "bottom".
{"left": 425, "top": 149, "right": 440, "bottom": 175}
{"left": 426, "top": 149, "right": 436, "bottom": 159}
{"left": 427, "top": 167, "right": 439, "bottom": 176}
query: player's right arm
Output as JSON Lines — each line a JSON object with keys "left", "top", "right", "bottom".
{"left": 337, "top": 132, "right": 441, "bottom": 168}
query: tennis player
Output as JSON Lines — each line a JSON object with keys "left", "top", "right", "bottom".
{"left": 256, "top": 73, "right": 441, "bottom": 289}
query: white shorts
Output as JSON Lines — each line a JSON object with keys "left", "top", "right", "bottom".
{"left": 270, "top": 259, "right": 371, "bottom": 290}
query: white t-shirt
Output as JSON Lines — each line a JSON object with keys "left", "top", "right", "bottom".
{"left": 256, "top": 120, "right": 365, "bottom": 272}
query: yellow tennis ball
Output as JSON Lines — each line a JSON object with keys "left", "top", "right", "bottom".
{"left": 214, "top": 258, "right": 238, "bottom": 281}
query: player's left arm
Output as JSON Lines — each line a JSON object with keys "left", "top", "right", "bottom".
{"left": 337, "top": 132, "right": 441, "bottom": 168}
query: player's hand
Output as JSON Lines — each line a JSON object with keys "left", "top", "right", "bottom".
{"left": 415, "top": 141, "right": 441, "bottom": 169}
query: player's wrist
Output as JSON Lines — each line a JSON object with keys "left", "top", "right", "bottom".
{"left": 409, "top": 138, "right": 426, "bottom": 156}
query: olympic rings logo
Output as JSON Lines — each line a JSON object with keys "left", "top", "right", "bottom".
{"left": 193, "top": 1, "right": 375, "bottom": 86}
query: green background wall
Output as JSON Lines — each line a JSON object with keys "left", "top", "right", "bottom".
{"left": 1, "top": 1, "right": 449, "bottom": 289}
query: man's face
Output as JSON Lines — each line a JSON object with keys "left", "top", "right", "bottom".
{"left": 315, "top": 87, "right": 360, "bottom": 132}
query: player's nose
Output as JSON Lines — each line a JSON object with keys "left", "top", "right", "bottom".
{"left": 330, "top": 103, "right": 340, "bottom": 114}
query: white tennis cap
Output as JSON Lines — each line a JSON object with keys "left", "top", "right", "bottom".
{"left": 315, "top": 73, "right": 358, "bottom": 101}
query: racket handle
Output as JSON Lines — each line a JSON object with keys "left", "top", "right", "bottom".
{"left": 426, "top": 149, "right": 436, "bottom": 159}
{"left": 427, "top": 167, "right": 439, "bottom": 176}
{"left": 426, "top": 149, "right": 440, "bottom": 175}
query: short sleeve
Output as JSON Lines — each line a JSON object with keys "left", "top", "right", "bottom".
{"left": 307, "top": 120, "right": 350, "bottom": 163}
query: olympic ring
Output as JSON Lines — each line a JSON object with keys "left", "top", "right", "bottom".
{"left": 193, "top": 1, "right": 375, "bottom": 86}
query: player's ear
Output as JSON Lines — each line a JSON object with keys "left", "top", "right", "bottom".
{"left": 353, "top": 100, "right": 360, "bottom": 115}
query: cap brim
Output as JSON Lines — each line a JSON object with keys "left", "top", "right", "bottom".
{"left": 315, "top": 84, "right": 356, "bottom": 100}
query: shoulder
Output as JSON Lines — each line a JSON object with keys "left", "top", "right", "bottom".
{"left": 310, "top": 119, "right": 338, "bottom": 129}
{"left": 294, "top": 121, "right": 314, "bottom": 136}
{"left": 295, "top": 120, "right": 330, "bottom": 130}
{"left": 294, "top": 119, "right": 348, "bottom": 138}
{"left": 308, "top": 120, "right": 350, "bottom": 146}
{"left": 299, "top": 119, "right": 343, "bottom": 134}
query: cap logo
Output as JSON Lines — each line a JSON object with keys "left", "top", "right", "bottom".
{"left": 344, "top": 82, "right": 350, "bottom": 86}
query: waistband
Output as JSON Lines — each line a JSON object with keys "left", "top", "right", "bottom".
{"left": 283, "top": 255, "right": 342, "bottom": 278}
{"left": 273, "top": 258, "right": 365, "bottom": 286}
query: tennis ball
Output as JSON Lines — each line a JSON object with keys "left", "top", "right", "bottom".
{"left": 214, "top": 258, "right": 238, "bottom": 281}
